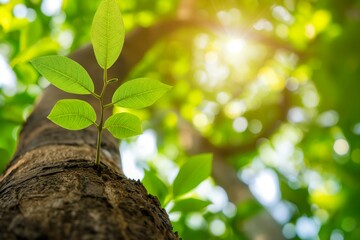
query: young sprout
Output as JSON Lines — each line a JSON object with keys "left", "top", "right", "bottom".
{"left": 30, "top": 0, "right": 171, "bottom": 165}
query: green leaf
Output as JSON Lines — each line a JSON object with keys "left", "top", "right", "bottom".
{"left": 104, "top": 113, "right": 142, "bottom": 139}
{"left": 171, "top": 198, "right": 211, "bottom": 213}
{"left": 112, "top": 78, "right": 172, "bottom": 109}
{"left": 47, "top": 99, "right": 96, "bottom": 130}
{"left": 142, "top": 170, "right": 169, "bottom": 205}
{"left": 30, "top": 55, "right": 94, "bottom": 95}
{"left": 91, "top": 0, "right": 124, "bottom": 69}
{"left": 173, "top": 154, "right": 213, "bottom": 198}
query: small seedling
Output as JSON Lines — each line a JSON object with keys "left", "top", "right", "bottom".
{"left": 30, "top": 0, "right": 171, "bottom": 165}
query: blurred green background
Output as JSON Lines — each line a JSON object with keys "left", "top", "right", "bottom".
{"left": 1, "top": 0, "right": 360, "bottom": 239}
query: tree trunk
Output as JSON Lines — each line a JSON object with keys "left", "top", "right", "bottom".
{"left": 0, "top": 26, "right": 179, "bottom": 240}
{"left": 0, "top": 145, "right": 178, "bottom": 239}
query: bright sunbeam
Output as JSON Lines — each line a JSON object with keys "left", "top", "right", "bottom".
{"left": 225, "top": 38, "right": 246, "bottom": 54}
{"left": 41, "top": 0, "right": 62, "bottom": 16}
{"left": 0, "top": 55, "right": 16, "bottom": 93}
{"left": 120, "top": 130, "right": 158, "bottom": 180}
{"left": 249, "top": 168, "right": 281, "bottom": 207}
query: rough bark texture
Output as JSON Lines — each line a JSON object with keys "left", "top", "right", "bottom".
{"left": 0, "top": 145, "right": 178, "bottom": 239}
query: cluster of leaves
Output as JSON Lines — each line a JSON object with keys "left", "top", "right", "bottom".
{"left": 30, "top": 0, "right": 171, "bottom": 164}
{"left": 143, "top": 153, "right": 213, "bottom": 210}
{"left": 142, "top": 152, "right": 262, "bottom": 239}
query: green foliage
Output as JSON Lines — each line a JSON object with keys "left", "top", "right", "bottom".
{"left": 48, "top": 99, "right": 96, "bottom": 130}
{"left": 30, "top": 55, "right": 94, "bottom": 95}
{"left": 104, "top": 113, "right": 142, "bottom": 138}
{"left": 173, "top": 153, "right": 212, "bottom": 197}
{"left": 142, "top": 153, "right": 213, "bottom": 215}
{"left": 142, "top": 170, "right": 169, "bottom": 204}
{"left": 111, "top": 78, "right": 172, "bottom": 109}
{"left": 91, "top": 0, "right": 124, "bottom": 69}
{"left": 171, "top": 198, "right": 211, "bottom": 213}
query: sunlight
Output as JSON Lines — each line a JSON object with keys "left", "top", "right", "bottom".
{"left": 13, "top": 4, "right": 27, "bottom": 18}
{"left": 233, "top": 117, "right": 248, "bottom": 133}
{"left": 186, "top": 213, "right": 206, "bottom": 230}
{"left": 288, "top": 107, "right": 307, "bottom": 123}
{"left": 41, "top": 0, "right": 62, "bottom": 16}
{"left": 249, "top": 169, "right": 281, "bottom": 207}
{"left": 302, "top": 88, "right": 319, "bottom": 108}
{"left": 209, "top": 219, "right": 226, "bottom": 236}
{"left": 57, "top": 30, "right": 74, "bottom": 50}
{"left": 223, "top": 37, "right": 249, "bottom": 65}
{"left": 271, "top": 201, "right": 294, "bottom": 224}
{"left": 193, "top": 113, "right": 209, "bottom": 129}
{"left": 257, "top": 124, "right": 304, "bottom": 181}
{"left": 254, "top": 18, "right": 273, "bottom": 31}
{"left": 330, "top": 230, "right": 344, "bottom": 240}
{"left": 217, "top": 8, "right": 241, "bottom": 26}
{"left": 272, "top": 5, "right": 294, "bottom": 24}
{"left": 333, "top": 139, "right": 349, "bottom": 156}
{"left": 353, "top": 123, "right": 360, "bottom": 135}
{"left": 203, "top": 52, "right": 230, "bottom": 87}
{"left": 249, "top": 119, "right": 262, "bottom": 134}
{"left": 120, "top": 130, "right": 158, "bottom": 180}
{"left": 12, "top": 3, "right": 36, "bottom": 22}
{"left": 196, "top": 180, "right": 228, "bottom": 212}
{"left": 120, "top": 141, "right": 144, "bottom": 180}
{"left": 295, "top": 216, "right": 320, "bottom": 239}
{"left": 193, "top": 34, "right": 252, "bottom": 89}
{"left": 216, "top": 91, "right": 230, "bottom": 104}
{"left": 225, "top": 38, "right": 246, "bottom": 54}
{"left": 317, "top": 110, "right": 339, "bottom": 127}
{"left": 0, "top": 54, "right": 16, "bottom": 93}
{"left": 224, "top": 100, "right": 247, "bottom": 119}
{"left": 259, "top": 66, "right": 286, "bottom": 91}
{"left": 222, "top": 202, "right": 237, "bottom": 218}
{"left": 135, "top": 130, "right": 157, "bottom": 159}
{"left": 283, "top": 223, "right": 296, "bottom": 239}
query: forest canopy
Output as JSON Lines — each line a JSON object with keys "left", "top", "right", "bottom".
{"left": 1, "top": 0, "right": 360, "bottom": 239}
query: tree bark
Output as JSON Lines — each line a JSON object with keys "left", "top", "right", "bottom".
{"left": 0, "top": 146, "right": 178, "bottom": 239}
{"left": 0, "top": 25, "right": 179, "bottom": 240}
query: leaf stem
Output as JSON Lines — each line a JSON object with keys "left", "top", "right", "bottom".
{"left": 103, "top": 102, "right": 114, "bottom": 109}
{"left": 91, "top": 92, "right": 101, "bottom": 99}
{"left": 95, "top": 125, "right": 103, "bottom": 165}
{"left": 95, "top": 66, "right": 108, "bottom": 165}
